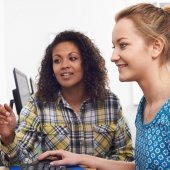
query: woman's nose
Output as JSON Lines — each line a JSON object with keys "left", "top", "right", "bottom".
{"left": 111, "top": 50, "right": 120, "bottom": 62}
{"left": 61, "top": 59, "right": 70, "bottom": 68}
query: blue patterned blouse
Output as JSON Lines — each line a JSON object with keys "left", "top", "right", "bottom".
{"left": 135, "top": 97, "right": 170, "bottom": 170}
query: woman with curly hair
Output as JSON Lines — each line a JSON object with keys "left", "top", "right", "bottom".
{"left": 0, "top": 30, "right": 133, "bottom": 165}
{"left": 37, "top": 30, "right": 109, "bottom": 102}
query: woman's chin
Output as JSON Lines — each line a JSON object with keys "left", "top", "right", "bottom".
{"left": 119, "top": 77, "right": 127, "bottom": 82}
{"left": 119, "top": 76, "right": 132, "bottom": 82}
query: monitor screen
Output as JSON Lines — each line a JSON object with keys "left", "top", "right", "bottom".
{"left": 13, "top": 68, "right": 31, "bottom": 114}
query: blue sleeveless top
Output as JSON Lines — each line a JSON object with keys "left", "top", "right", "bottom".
{"left": 135, "top": 97, "right": 170, "bottom": 170}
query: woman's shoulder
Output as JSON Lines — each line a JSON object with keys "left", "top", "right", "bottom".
{"left": 29, "top": 93, "right": 57, "bottom": 102}
{"left": 97, "top": 91, "right": 121, "bottom": 105}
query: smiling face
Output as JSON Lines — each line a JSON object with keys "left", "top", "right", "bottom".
{"left": 52, "top": 41, "right": 84, "bottom": 90}
{"left": 111, "top": 18, "right": 154, "bottom": 82}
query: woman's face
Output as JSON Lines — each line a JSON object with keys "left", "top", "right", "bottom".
{"left": 52, "top": 41, "right": 84, "bottom": 90}
{"left": 111, "top": 18, "right": 154, "bottom": 82}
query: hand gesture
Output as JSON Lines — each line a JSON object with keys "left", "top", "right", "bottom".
{"left": 0, "top": 104, "right": 17, "bottom": 144}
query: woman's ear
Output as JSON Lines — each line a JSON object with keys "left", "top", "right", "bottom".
{"left": 151, "top": 37, "right": 164, "bottom": 59}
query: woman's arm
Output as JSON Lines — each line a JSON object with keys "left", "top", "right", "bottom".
{"left": 0, "top": 98, "right": 41, "bottom": 164}
{"left": 38, "top": 150, "right": 135, "bottom": 170}
{"left": 80, "top": 155, "right": 135, "bottom": 170}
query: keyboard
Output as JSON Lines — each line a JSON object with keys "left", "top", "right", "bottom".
{"left": 20, "top": 159, "right": 68, "bottom": 170}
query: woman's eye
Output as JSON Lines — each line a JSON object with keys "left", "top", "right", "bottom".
{"left": 53, "top": 59, "right": 61, "bottom": 64}
{"left": 120, "top": 42, "right": 128, "bottom": 49}
{"left": 70, "top": 56, "right": 77, "bottom": 61}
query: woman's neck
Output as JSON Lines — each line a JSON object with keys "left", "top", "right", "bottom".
{"left": 61, "top": 87, "right": 87, "bottom": 113}
{"left": 138, "top": 66, "right": 170, "bottom": 105}
{"left": 140, "top": 69, "right": 170, "bottom": 123}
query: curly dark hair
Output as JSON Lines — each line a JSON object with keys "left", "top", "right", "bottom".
{"left": 36, "top": 30, "right": 109, "bottom": 102}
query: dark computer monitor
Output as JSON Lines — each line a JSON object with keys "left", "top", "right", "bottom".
{"left": 12, "top": 68, "right": 31, "bottom": 114}
{"left": 30, "top": 77, "right": 37, "bottom": 94}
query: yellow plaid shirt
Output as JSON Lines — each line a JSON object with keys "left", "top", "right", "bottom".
{"left": 0, "top": 92, "right": 134, "bottom": 165}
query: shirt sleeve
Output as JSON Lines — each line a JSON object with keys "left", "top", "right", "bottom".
{"left": 0, "top": 96, "right": 41, "bottom": 165}
{"left": 108, "top": 106, "right": 134, "bottom": 161}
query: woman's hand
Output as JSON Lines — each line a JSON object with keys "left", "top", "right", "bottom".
{"left": 38, "top": 150, "right": 82, "bottom": 166}
{"left": 0, "top": 104, "right": 17, "bottom": 144}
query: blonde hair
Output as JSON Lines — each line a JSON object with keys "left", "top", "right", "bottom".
{"left": 115, "top": 3, "right": 170, "bottom": 66}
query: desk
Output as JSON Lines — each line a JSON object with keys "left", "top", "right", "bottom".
{"left": 0, "top": 167, "right": 96, "bottom": 170}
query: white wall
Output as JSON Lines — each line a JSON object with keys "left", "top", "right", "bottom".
{"left": 2, "top": 0, "right": 166, "bottom": 145}
{"left": 0, "top": 0, "right": 8, "bottom": 103}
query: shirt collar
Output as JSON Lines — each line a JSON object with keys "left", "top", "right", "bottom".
{"left": 56, "top": 91, "right": 91, "bottom": 106}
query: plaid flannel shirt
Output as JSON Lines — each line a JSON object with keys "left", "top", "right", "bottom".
{"left": 0, "top": 92, "right": 134, "bottom": 165}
